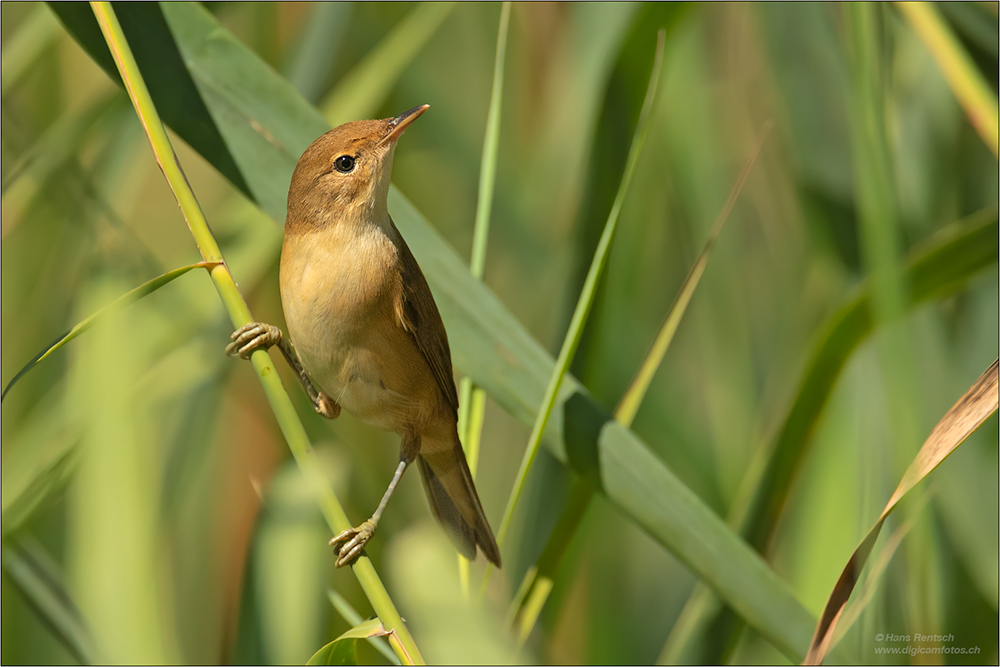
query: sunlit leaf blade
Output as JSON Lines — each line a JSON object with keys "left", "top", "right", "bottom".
{"left": 320, "top": 2, "right": 455, "bottom": 126}
{"left": 306, "top": 618, "right": 388, "bottom": 666}
{"left": 512, "top": 120, "right": 772, "bottom": 645}
{"left": 657, "top": 583, "right": 721, "bottom": 664}
{"left": 456, "top": 383, "right": 488, "bottom": 476}
{"left": 468, "top": 1, "right": 510, "bottom": 283}
{"left": 1, "top": 538, "right": 95, "bottom": 664}
{"left": 511, "top": 478, "right": 591, "bottom": 645}
{"left": 616, "top": 121, "right": 771, "bottom": 427}
{"left": 936, "top": 2, "right": 998, "bottom": 59}
{"left": 804, "top": 359, "right": 999, "bottom": 665}
{"left": 1, "top": 261, "right": 216, "bottom": 401}
{"left": 457, "top": 0, "right": 511, "bottom": 595}
{"left": 493, "top": 27, "right": 666, "bottom": 553}
{"left": 159, "top": 2, "right": 324, "bottom": 223}
{"left": 896, "top": 1, "right": 999, "bottom": 158}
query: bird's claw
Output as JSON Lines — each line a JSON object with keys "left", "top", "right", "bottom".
{"left": 317, "top": 393, "right": 341, "bottom": 419}
{"left": 226, "top": 322, "right": 281, "bottom": 359}
{"left": 329, "top": 520, "right": 377, "bottom": 568}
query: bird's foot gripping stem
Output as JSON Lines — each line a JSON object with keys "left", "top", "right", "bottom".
{"left": 225, "top": 322, "right": 281, "bottom": 359}
{"left": 329, "top": 519, "right": 378, "bottom": 568}
{"left": 225, "top": 322, "right": 340, "bottom": 419}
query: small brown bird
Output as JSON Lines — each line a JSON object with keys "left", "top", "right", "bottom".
{"left": 227, "top": 105, "right": 501, "bottom": 568}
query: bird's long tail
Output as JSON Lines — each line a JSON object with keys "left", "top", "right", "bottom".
{"left": 416, "top": 430, "right": 501, "bottom": 567}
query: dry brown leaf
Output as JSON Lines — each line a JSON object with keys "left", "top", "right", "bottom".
{"left": 829, "top": 495, "right": 925, "bottom": 648}
{"left": 803, "top": 359, "right": 999, "bottom": 665}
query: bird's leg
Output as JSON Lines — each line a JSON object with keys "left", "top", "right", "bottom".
{"left": 226, "top": 322, "right": 340, "bottom": 419}
{"left": 330, "top": 458, "right": 412, "bottom": 567}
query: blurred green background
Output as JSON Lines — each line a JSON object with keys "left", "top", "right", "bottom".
{"left": 2, "top": 2, "right": 997, "bottom": 664}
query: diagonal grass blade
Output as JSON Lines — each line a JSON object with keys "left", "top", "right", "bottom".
{"left": 2, "top": 261, "right": 218, "bottom": 401}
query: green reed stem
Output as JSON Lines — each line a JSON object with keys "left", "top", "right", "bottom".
{"left": 90, "top": 3, "right": 423, "bottom": 663}
{"left": 458, "top": 1, "right": 511, "bottom": 598}
{"left": 510, "top": 123, "right": 770, "bottom": 647}
{"left": 482, "top": 29, "right": 666, "bottom": 596}
{"left": 896, "top": 1, "right": 999, "bottom": 158}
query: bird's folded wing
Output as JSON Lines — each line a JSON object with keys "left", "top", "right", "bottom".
{"left": 390, "top": 217, "right": 460, "bottom": 416}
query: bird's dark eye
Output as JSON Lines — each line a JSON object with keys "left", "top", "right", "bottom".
{"left": 333, "top": 155, "right": 356, "bottom": 173}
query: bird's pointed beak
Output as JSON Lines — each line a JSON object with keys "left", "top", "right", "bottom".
{"left": 378, "top": 104, "right": 429, "bottom": 147}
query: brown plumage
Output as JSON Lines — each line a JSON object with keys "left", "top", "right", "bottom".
{"left": 228, "top": 106, "right": 500, "bottom": 568}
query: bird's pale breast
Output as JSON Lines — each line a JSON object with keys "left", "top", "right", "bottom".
{"left": 279, "top": 223, "right": 439, "bottom": 434}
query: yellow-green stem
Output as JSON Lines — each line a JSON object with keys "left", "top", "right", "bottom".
{"left": 509, "top": 122, "right": 770, "bottom": 645}
{"left": 896, "top": 2, "right": 999, "bottom": 158}
{"left": 482, "top": 29, "right": 666, "bottom": 598}
{"left": 457, "top": 1, "right": 511, "bottom": 597}
{"left": 90, "top": 3, "right": 422, "bottom": 663}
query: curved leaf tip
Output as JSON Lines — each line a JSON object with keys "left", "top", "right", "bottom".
{"left": 307, "top": 618, "right": 390, "bottom": 666}
{"left": 1, "top": 261, "right": 218, "bottom": 402}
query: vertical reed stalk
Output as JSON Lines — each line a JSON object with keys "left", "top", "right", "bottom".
{"left": 89, "top": 3, "right": 423, "bottom": 663}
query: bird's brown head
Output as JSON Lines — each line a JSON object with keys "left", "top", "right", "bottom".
{"left": 286, "top": 105, "right": 429, "bottom": 232}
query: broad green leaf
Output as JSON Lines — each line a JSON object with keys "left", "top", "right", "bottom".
{"left": 46, "top": 2, "right": 252, "bottom": 198}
